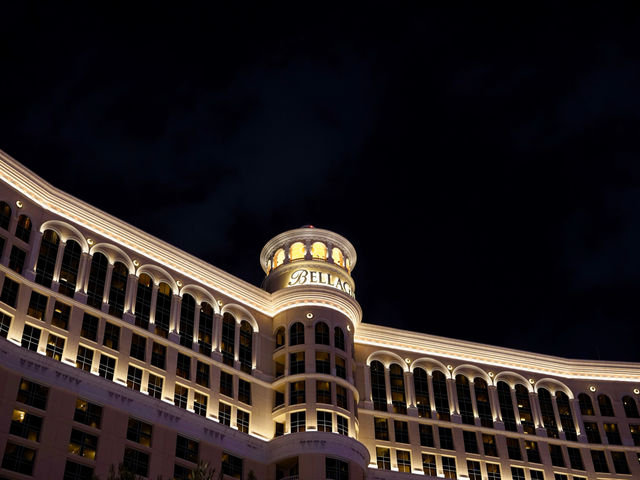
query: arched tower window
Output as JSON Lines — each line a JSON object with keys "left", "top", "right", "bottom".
{"left": 154, "top": 282, "right": 171, "bottom": 338}
{"left": 578, "top": 393, "right": 594, "bottom": 416}
{"left": 239, "top": 321, "right": 253, "bottom": 374}
{"left": 456, "top": 375, "right": 474, "bottom": 425}
{"left": 179, "top": 293, "right": 196, "bottom": 348}
{"left": 289, "top": 242, "right": 305, "bottom": 261}
{"left": 414, "top": 368, "right": 431, "bottom": 418}
{"left": 0, "top": 201, "right": 11, "bottom": 230}
{"left": 198, "top": 302, "right": 214, "bottom": 355}
{"left": 598, "top": 394, "right": 615, "bottom": 416}
{"left": 134, "top": 273, "right": 153, "bottom": 329}
{"left": 432, "top": 370, "right": 450, "bottom": 421}
{"left": 311, "top": 242, "right": 327, "bottom": 259}
{"left": 315, "top": 322, "right": 329, "bottom": 345}
{"left": 221, "top": 313, "right": 236, "bottom": 366}
{"left": 273, "top": 248, "right": 285, "bottom": 269}
{"left": 86, "top": 252, "right": 108, "bottom": 309}
{"left": 475, "top": 378, "right": 493, "bottom": 428}
{"left": 34, "top": 229, "right": 60, "bottom": 288}
{"left": 334, "top": 326, "right": 345, "bottom": 351}
{"left": 108, "top": 262, "right": 128, "bottom": 318}
{"left": 556, "top": 391, "right": 577, "bottom": 441}
{"left": 15, "top": 214, "right": 32, "bottom": 242}
{"left": 58, "top": 240, "right": 81, "bottom": 298}
{"left": 497, "top": 381, "right": 517, "bottom": 432}
{"left": 515, "top": 384, "right": 534, "bottom": 434}
{"left": 275, "top": 327, "right": 285, "bottom": 349}
{"left": 331, "top": 247, "right": 344, "bottom": 267}
{"left": 390, "top": 364, "right": 406, "bottom": 414}
{"left": 623, "top": 396, "right": 640, "bottom": 418}
{"left": 289, "top": 322, "right": 304, "bottom": 346}
{"left": 538, "top": 388, "right": 559, "bottom": 438}
{"left": 370, "top": 360, "right": 387, "bottom": 412}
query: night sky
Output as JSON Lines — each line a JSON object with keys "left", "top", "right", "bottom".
{"left": 2, "top": 4, "right": 640, "bottom": 361}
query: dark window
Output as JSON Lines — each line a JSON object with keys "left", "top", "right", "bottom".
{"left": 315, "top": 321, "right": 329, "bottom": 344}
{"left": 238, "top": 379, "right": 251, "bottom": 405}
{"left": 154, "top": 282, "right": 171, "bottom": 337}
{"left": 439, "top": 426, "right": 454, "bottom": 450}
{"left": 374, "top": 417, "right": 388, "bottom": 440}
{"left": 325, "top": 457, "right": 348, "bottom": 480}
{"left": 515, "top": 384, "right": 534, "bottom": 434}
{"left": 390, "top": 363, "right": 406, "bottom": 414}
{"left": 538, "top": 388, "right": 559, "bottom": 438}
{"left": 74, "top": 399, "right": 102, "bottom": 429}
{"left": 0, "top": 236, "right": 4, "bottom": 259}
{"left": 8, "top": 245, "right": 26, "bottom": 274}
{"left": 468, "top": 461, "right": 482, "bottom": 480}
{"left": 52, "top": 301, "right": 71, "bottom": 329}
{"left": 98, "top": 354, "right": 115, "bottom": 380}
{"left": 15, "top": 215, "right": 31, "bottom": 242}
{"left": 198, "top": 302, "right": 214, "bottom": 355}
{"left": 35, "top": 229, "right": 59, "bottom": 287}
{"left": 2, "top": 442, "right": 36, "bottom": 475}
{"left": 370, "top": 360, "right": 386, "bottom": 411}
{"left": 127, "top": 418, "right": 153, "bottom": 446}
{"left": 102, "top": 322, "right": 119, "bottom": 350}
{"left": 221, "top": 312, "right": 235, "bottom": 366}
{"left": 174, "top": 384, "right": 188, "bottom": 409}
{"left": 147, "top": 374, "right": 163, "bottom": 400}
{"left": 46, "top": 333, "right": 65, "bottom": 360}
{"left": 290, "top": 381, "right": 305, "bottom": 405}
{"left": 86, "top": 252, "right": 108, "bottom": 309}
{"left": 134, "top": 273, "right": 152, "bottom": 329}
{"left": 58, "top": 240, "right": 81, "bottom": 297}
{"left": 630, "top": 424, "right": 640, "bottom": 446}
{"left": 463, "top": 430, "right": 478, "bottom": 453}
{"left": 80, "top": 313, "right": 98, "bottom": 342}
{"left": 376, "top": 447, "right": 390, "bottom": 470}
{"left": 335, "top": 355, "right": 346, "bottom": 379}
{"left": 0, "top": 201, "right": 11, "bottom": 229}
{"left": 17, "top": 378, "right": 48, "bottom": 409}
{"left": 127, "top": 365, "right": 142, "bottom": 391}
{"left": 567, "top": 447, "right": 584, "bottom": 470}
{"left": 604, "top": 423, "right": 622, "bottom": 445}
{"left": 275, "top": 326, "right": 285, "bottom": 349}
{"left": 611, "top": 451, "right": 630, "bottom": 474}
{"left": 289, "top": 321, "right": 304, "bottom": 346}
{"left": 414, "top": 367, "right": 431, "bottom": 418}
{"left": 419, "top": 423, "right": 434, "bottom": 447}
{"left": 316, "top": 351, "right": 330, "bottom": 374}
{"left": 151, "top": 342, "right": 166, "bottom": 369}
{"left": 0, "top": 276, "right": 19, "bottom": 307}
{"left": 27, "top": 291, "right": 48, "bottom": 320}
{"left": 456, "top": 375, "right": 474, "bottom": 425}
{"left": 238, "top": 321, "right": 252, "bottom": 374}
{"left": 64, "top": 460, "right": 94, "bottom": 480}
{"left": 497, "top": 381, "right": 517, "bottom": 432}
{"left": 336, "top": 384, "right": 347, "bottom": 409}
{"left": 237, "top": 410, "right": 249, "bottom": 433}
{"left": 176, "top": 435, "right": 198, "bottom": 463}
{"left": 530, "top": 471, "right": 544, "bottom": 480}
{"left": 394, "top": 420, "right": 409, "bottom": 443}
{"left": 179, "top": 294, "right": 195, "bottom": 347}
{"left": 174, "top": 464, "right": 191, "bottom": 480}
{"left": 590, "top": 449, "right": 609, "bottom": 472}
{"left": 556, "top": 391, "right": 576, "bottom": 441}
{"left": 10, "top": 408, "right": 43, "bottom": 441}
{"left": 0, "top": 311, "right": 11, "bottom": 337}
{"left": 334, "top": 326, "right": 345, "bottom": 350}
{"left": 107, "top": 262, "right": 128, "bottom": 318}
{"left": 584, "top": 421, "right": 601, "bottom": 443}
{"left": 222, "top": 452, "right": 243, "bottom": 479}
{"left": 194, "top": 392, "right": 207, "bottom": 417}
{"left": 623, "top": 395, "right": 640, "bottom": 418}
{"left": 507, "top": 437, "right": 522, "bottom": 460}
{"left": 129, "top": 333, "right": 146, "bottom": 361}
{"left": 483, "top": 433, "right": 498, "bottom": 456}
{"left": 290, "top": 351, "right": 305, "bottom": 374}
{"left": 422, "top": 454, "right": 436, "bottom": 476}
{"left": 549, "top": 444, "right": 565, "bottom": 467}
{"left": 176, "top": 353, "right": 191, "bottom": 380}
{"left": 432, "top": 370, "right": 450, "bottom": 421}
{"left": 21, "top": 324, "right": 41, "bottom": 351}
{"left": 219, "top": 402, "right": 231, "bottom": 426}
{"left": 220, "top": 371, "right": 233, "bottom": 397}
{"left": 196, "top": 361, "right": 209, "bottom": 388}
{"left": 598, "top": 394, "right": 615, "bottom": 416}
{"left": 123, "top": 447, "right": 149, "bottom": 477}
{"left": 68, "top": 428, "right": 98, "bottom": 459}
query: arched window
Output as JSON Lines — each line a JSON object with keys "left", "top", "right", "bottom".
{"left": 331, "top": 247, "right": 344, "bottom": 267}
{"left": 414, "top": 368, "right": 431, "bottom": 418}
{"left": 497, "top": 382, "right": 517, "bottom": 432}
{"left": 290, "top": 322, "right": 304, "bottom": 346}
{"left": 290, "top": 242, "right": 305, "bottom": 261}
{"left": 134, "top": 273, "right": 153, "bottom": 329}
{"left": 239, "top": 321, "right": 253, "bottom": 374}
{"left": 34, "top": 229, "right": 60, "bottom": 288}
{"left": 456, "top": 375, "right": 474, "bottom": 425}
{"left": 86, "top": 252, "right": 108, "bottom": 309}
{"left": 58, "top": 240, "right": 81, "bottom": 298}
{"left": 578, "top": 393, "right": 594, "bottom": 416}
{"left": 315, "top": 322, "right": 330, "bottom": 345}
{"left": 0, "top": 201, "right": 11, "bottom": 230}
{"left": 475, "top": 378, "right": 493, "bottom": 428}
{"left": 515, "top": 384, "right": 534, "bottom": 434}
{"left": 432, "top": 370, "right": 450, "bottom": 421}
{"left": 179, "top": 294, "right": 195, "bottom": 348}
{"left": 221, "top": 312, "right": 235, "bottom": 366}
{"left": 598, "top": 394, "right": 615, "bottom": 416}
{"left": 198, "top": 302, "right": 214, "bottom": 355}
{"left": 538, "top": 388, "right": 559, "bottom": 438}
{"left": 390, "top": 364, "right": 406, "bottom": 414}
{"left": 15, "top": 214, "right": 32, "bottom": 242}
{"left": 154, "top": 282, "right": 171, "bottom": 338}
{"left": 275, "top": 327, "right": 285, "bottom": 349}
{"left": 273, "top": 248, "right": 285, "bottom": 269}
{"left": 370, "top": 360, "right": 387, "bottom": 411}
{"left": 334, "top": 326, "right": 345, "bottom": 351}
{"left": 623, "top": 396, "right": 640, "bottom": 418}
{"left": 311, "top": 242, "right": 327, "bottom": 259}
{"left": 556, "top": 391, "right": 577, "bottom": 441}
{"left": 108, "top": 262, "right": 128, "bottom": 318}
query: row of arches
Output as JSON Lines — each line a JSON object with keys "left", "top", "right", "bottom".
{"left": 268, "top": 242, "right": 350, "bottom": 272}
{"left": 578, "top": 393, "right": 639, "bottom": 418}
{"left": 0, "top": 201, "right": 32, "bottom": 243}
{"left": 275, "top": 321, "right": 347, "bottom": 351}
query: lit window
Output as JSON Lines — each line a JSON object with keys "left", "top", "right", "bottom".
{"left": 273, "top": 249, "right": 285, "bottom": 269}
{"left": 68, "top": 428, "right": 98, "bottom": 460}
{"left": 376, "top": 447, "right": 390, "bottom": 470}
{"left": 311, "top": 241, "right": 327, "bottom": 259}
{"left": 396, "top": 450, "right": 411, "bottom": 473}
{"left": 331, "top": 247, "right": 344, "bottom": 267}
{"left": 237, "top": 410, "right": 249, "bottom": 434}
{"left": 290, "top": 242, "right": 305, "bottom": 261}
{"left": 317, "top": 411, "right": 332, "bottom": 432}
{"left": 75, "top": 399, "right": 102, "bottom": 429}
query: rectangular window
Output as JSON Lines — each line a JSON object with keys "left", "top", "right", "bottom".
{"left": 174, "top": 464, "right": 191, "bottom": 480}
{"left": 100, "top": 323, "right": 118, "bottom": 352}
{"left": 76, "top": 345, "right": 94, "bottom": 371}
{"left": 591, "top": 449, "right": 609, "bottom": 472}
{"left": 123, "top": 447, "right": 149, "bottom": 478}
{"left": 567, "top": 447, "right": 584, "bottom": 470}
{"left": 176, "top": 352, "right": 191, "bottom": 380}
{"left": 507, "top": 437, "right": 522, "bottom": 460}
{"left": 8, "top": 246, "right": 26, "bottom": 274}
{"left": 374, "top": 417, "right": 388, "bottom": 440}
{"left": 2, "top": 442, "right": 36, "bottom": 475}
{"left": 510, "top": 467, "right": 525, "bottom": 480}
{"left": 174, "top": 384, "right": 188, "bottom": 409}
{"left": 220, "top": 371, "right": 233, "bottom": 397}
{"left": 127, "top": 418, "right": 153, "bottom": 446}
{"left": 318, "top": 411, "right": 332, "bottom": 432}
{"left": 439, "top": 427, "right": 454, "bottom": 450}
{"left": 68, "top": 428, "right": 98, "bottom": 460}
{"left": 483, "top": 433, "right": 498, "bottom": 456}
{"left": 486, "top": 463, "right": 501, "bottom": 480}
{"left": 218, "top": 402, "right": 231, "bottom": 426}
{"left": 316, "top": 380, "right": 331, "bottom": 404}
{"left": 275, "top": 422, "right": 284, "bottom": 437}
{"left": 221, "top": 452, "right": 243, "bottom": 479}
{"left": 337, "top": 414, "right": 348, "bottom": 436}
{"left": 21, "top": 324, "right": 41, "bottom": 351}
{"left": 376, "top": 447, "right": 390, "bottom": 470}
{"left": 274, "top": 390, "right": 285, "bottom": 409}
{"left": 291, "top": 411, "right": 306, "bottom": 432}
{"left": 127, "top": 365, "right": 142, "bottom": 391}
{"left": 237, "top": 410, "right": 250, "bottom": 433}
{"left": 10, "top": 408, "right": 43, "bottom": 442}
{"left": 553, "top": 474, "right": 567, "bottom": 480}
{"left": 326, "top": 457, "right": 348, "bottom": 480}
{"left": 290, "top": 351, "right": 305, "bottom": 374}
{"left": 526, "top": 440, "right": 541, "bottom": 463}
{"left": 584, "top": 421, "right": 601, "bottom": 443}
{"left": 630, "top": 424, "right": 640, "bottom": 446}
{"left": 336, "top": 384, "right": 347, "bottom": 409}
{"left": 422, "top": 454, "right": 436, "bottom": 476}
{"left": 335, "top": 355, "right": 346, "bottom": 379}
{"left": 463, "top": 430, "right": 478, "bottom": 453}
{"left": 176, "top": 435, "right": 199, "bottom": 463}
{"left": 194, "top": 392, "right": 208, "bottom": 417}
{"left": 529, "top": 470, "right": 545, "bottom": 480}
{"left": 603, "top": 422, "right": 622, "bottom": 445}
{"left": 467, "top": 460, "right": 482, "bottom": 480}
{"left": 147, "top": 374, "right": 163, "bottom": 399}
{"left": 549, "top": 444, "right": 565, "bottom": 467}
{"left": 0, "top": 311, "right": 11, "bottom": 337}
{"left": 64, "top": 460, "right": 94, "bottom": 480}
{"left": 611, "top": 451, "right": 630, "bottom": 474}
{"left": 17, "top": 378, "right": 48, "bottom": 409}
{"left": 196, "top": 361, "right": 209, "bottom": 388}
{"left": 275, "top": 357, "right": 285, "bottom": 378}
{"left": 290, "top": 381, "right": 305, "bottom": 405}
{"left": 0, "top": 276, "right": 20, "bottom": 307}
{"left": 394, "top": 420, "right": 409, "bottom": 443}
{"left": 238, "top": 379, "right": 251, "bottom": 405}
{"left": 98, "top": 354, "right": 115, "bottom": 380}
{"left": 130, "top": 333, "right": 146, "bottom": 361}
{"left": 419, "top": 423, "right": 434, "bottom": 447}
{"left": 442, "top": 456, "right": 457, "bottom": 479}
{"left": 51, "top": 301, "right": 71, "bottom": 330}
{"left": 316, "top": 351, "right": 330, "bottom": 373}
{"left": 27, "top": 291, "right": 48, "bottom": 320}
{"left": 80, "top": 313, "right": 99, "bottom": 342}
{"left": 151, "top": 341, "right": 166, "bottom": 369}
{"left": 396, "top": 450, "right": 411, "bottom": 473}
{"left": 74, "top": 398, "right": 102, "bottom": 429}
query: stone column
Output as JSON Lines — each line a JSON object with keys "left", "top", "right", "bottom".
{"left": 24, "top": 230, "right": 43, "bottom": 281}
{"left": 52, "top": 239, "right": 66, "bottom": 284}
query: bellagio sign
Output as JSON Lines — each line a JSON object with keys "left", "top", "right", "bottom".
{"left": 287, "top": 269, "right": 354, "bottom": 297}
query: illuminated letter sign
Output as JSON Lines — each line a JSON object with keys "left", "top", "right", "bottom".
{"left": 288, "top": 269, "right": 353, "bottom": 296}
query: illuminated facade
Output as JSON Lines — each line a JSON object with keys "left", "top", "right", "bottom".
{"left": 0, "top": 149, "right": 639, "bottom": 480}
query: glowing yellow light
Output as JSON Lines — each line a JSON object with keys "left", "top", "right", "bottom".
{"left": 133, "top": 259, "right": 140, "bottom": 267}
{"left": 273, "top": 248, "right": 285, "bottom": 269}
{"left": 589, "top": 385, "right": 596, "bottom": 392}
{"left": 15, "top": 200, "right": 23, "bottom": 208}
{"left": 405, "top": 358, "right": 411, "bottom": 364}
{"left": 290, "top": 242, "right": 306, "bottom": 261}
{"left": 176, "top": 280, "right": 183, "bottom": 287}
{"left": 488, "top": 371, "right": 495, "bottom": 377}
{"left": 332, "top": 247, "right": 344, "bottom": 267}
{"left": 218, "top": 300, "right": 223, "bottom": 306}
{"left": 306, "top": 313, "right": 313, "bottom": 319}
{"left": 634, "top": 388, "right": 639, "bottom": 395}
{"left": 446, "top": 364, "right": 453, "bottom": 371}
{"left": 529, "top": 378, "right": 535, "bottom": 384}
{"left": 87, "top": 238, "right": 94, "bottom": 246}
{"left": 311, "top": 241, "right": 327, "bottom": 260}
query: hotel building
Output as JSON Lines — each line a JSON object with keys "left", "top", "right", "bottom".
{"left": 0, "top": 149, "right": 639, "bottom": 480}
